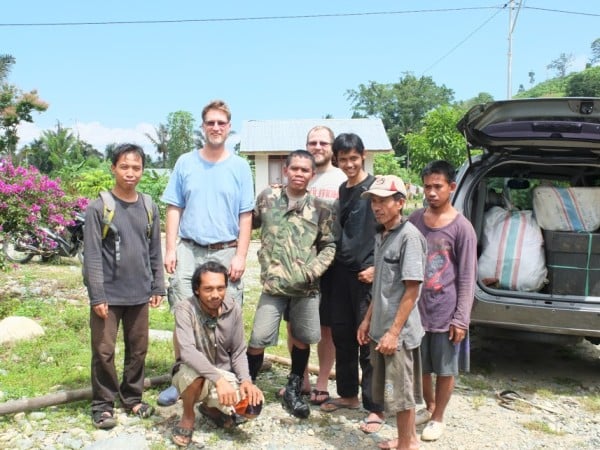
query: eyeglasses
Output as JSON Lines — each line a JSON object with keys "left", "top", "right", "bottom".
{"left": 204, "top": 120, "right": 229, "bottom": 128}
{"left": 307, "top": 140, "right": 331, "bottom": 147}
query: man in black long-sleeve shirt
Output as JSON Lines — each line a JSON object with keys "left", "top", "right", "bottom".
{"left": 83, "top": 143, "right": 165, "bottom": 429}
{"left": 319, "top": 133, "right": 385, "bottom": 433}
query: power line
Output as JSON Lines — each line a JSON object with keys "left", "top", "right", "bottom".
{"left": 421, "top": 5, "right": 507, "bottom": 75}
{"left": 0, "top": 5, "right": 596, "bottom": 28}
{"left": 3, "top": 5, "right": 597, "bottom": 28}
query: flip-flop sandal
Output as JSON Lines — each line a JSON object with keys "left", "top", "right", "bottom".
{"left": 360, "top": 416, "right": 385, "bottom": 434}
{"left": 309, "top": 389, "right": 330, "bottom": 405}
{"left": 320, "top": 398, "right": 360, "bottom": 412}
{"left": 171, "top": 425, "right": 193, "bottom": 447}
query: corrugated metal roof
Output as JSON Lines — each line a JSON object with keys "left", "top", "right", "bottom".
{"left": 240, "top": 118, "right": 392, "bottom": 153}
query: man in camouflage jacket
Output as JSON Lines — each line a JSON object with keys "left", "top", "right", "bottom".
{"left": 246, "top": 150, "right": 337, "bottom": 418}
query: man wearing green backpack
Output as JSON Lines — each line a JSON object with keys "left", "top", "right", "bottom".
{"left": 83, "top": 143, "right": 165, "bottom": 429}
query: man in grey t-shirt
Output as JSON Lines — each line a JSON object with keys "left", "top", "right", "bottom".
{"left": 357, "top": 175, "right": 426, "bottom": 450}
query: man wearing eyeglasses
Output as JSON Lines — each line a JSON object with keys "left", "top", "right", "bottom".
{"left": 304, "top": 126, "right": 346, "bottom": 404}
{"left": 159, "top": 99, "right": 254, "bottom": 406}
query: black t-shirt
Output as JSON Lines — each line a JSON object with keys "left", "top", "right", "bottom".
{"left": 335, "top": 174, "right": 377, "bottom": 271}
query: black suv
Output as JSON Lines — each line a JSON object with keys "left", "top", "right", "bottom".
{"left": 454, "top": 98, "right": 600, "bottom": 345}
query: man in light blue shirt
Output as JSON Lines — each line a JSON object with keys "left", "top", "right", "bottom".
{"left": 159, "top": 99, "right": 254, "bottom": 405}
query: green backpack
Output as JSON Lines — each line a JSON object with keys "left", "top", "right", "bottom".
{"left": 99, "top": 191, "right": 154, "bottom": 262}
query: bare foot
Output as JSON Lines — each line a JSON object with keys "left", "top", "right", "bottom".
{"left": 377, "top": 438, "right": 419, "bottom": 450}
{"left": 378, "top": 439, "right": 397, "bottom": 450}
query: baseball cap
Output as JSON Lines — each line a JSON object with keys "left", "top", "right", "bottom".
{"left": 361, "top": 175, "right": 407, "bottom": 198}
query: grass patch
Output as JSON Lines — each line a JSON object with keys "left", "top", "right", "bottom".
{"left": 580, "top": 394, "right": 600, "bottom": 414}
{"left": 522, "top": 420, "right": 564, "bottom": 435}
{"left": 534, "top": 388, "right": 556, "bottom": 400}
{"left": 459, "top": 374, "right": 493, "bottom": 391}
{"left": 0, "top": 251, "right": 294, "bottom": 405}
{"left": 471, "top": 394, "right": 486, "bottom": 410}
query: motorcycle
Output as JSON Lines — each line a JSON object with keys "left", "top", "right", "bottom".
{"left": 2, "top": 211, "right": 85, "bottom": 264}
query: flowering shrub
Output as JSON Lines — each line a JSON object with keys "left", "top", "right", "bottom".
{"left": 0, "top": 158, "right": 88, "bottom": 266}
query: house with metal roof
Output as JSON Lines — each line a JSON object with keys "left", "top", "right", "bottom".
{"left": 240, "top": 118, "right": 392, "bottom": 194}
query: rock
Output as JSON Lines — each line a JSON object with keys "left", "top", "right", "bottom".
{"left": 86, "top": 433, "right": 150, "bottom": 450}
{"left": 28, "top": 412, "right": 46, "bottom": 420}
{"left": 0, "top": 316, "right": 44, "bottom": 344}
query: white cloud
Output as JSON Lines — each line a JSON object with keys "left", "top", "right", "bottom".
{"left": 16, "top": 121, "right": 242, "bottom": 157}
{"left": 17, "top": 121, "right": 157, "bottom": 157}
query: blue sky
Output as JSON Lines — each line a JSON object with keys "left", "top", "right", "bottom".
{"left": 3, "top": 0, "right": 599, "bottom": 156}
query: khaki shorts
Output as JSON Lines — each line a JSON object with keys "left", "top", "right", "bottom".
{"left": 370, "top": 342, "right": 423, "bottom": 414}
{"left": 172, "top": 363, "right": 241, "bottom": 416}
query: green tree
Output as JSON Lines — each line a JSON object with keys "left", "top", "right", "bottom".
{"left": 194, "top": 127, "right": 205, "bottom": 150}
{"left": 166, "top": 111, "right": 195, "bottom": 167}
{"left": 546, "top": 53, "right": 574, "bottom": 78}
{"left": 0, "top": 54, "right": 16, "bottom": 82}
{"left": 42, "top": 123, "right": 82, "bottom": 172}
{"left": 404, "top": 105, "right": 466, "bottom": 173}
{"left": 591, "top": 38, "right": 600, "bottom": 66}
{"left": 373, "top": 152, "right": 420, "bottom": 186}
{"left": 455, "top": 92, "right": 494, "bottom": 111}
{"left": 373, "top": 152, "right": 403, "bottom": 176}
{"left": 0, "top": 85, "right": 48, "bottom": 156}
{"left": 145, "top": 124, "right": 169, "bottom": 168}
{"left": 347, "top": 73, "right": 454, "bottom": 163}
{"left": 17, "top": 123, "right": 101, "bottom": 176}
{"left": 566, "top": 66, "right": 600, "bottom": 96}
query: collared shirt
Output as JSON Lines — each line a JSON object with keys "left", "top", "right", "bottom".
{"left": 370, "top": 219, "right": 426, "bottom": 350}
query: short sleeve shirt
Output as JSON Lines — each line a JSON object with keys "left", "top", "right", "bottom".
{"left": 161, "top": 150, "right": 254, "bottom": 245}
{"left": 370, "top": 220, "right": 426, "bottom": 350}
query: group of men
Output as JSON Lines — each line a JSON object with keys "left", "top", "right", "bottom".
{"left": 82, "top": 99, "right": 477, "bottom": 450}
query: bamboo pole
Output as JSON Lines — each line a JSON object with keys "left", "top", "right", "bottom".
{"left": 264, "top": 353, "right": 336, "bottom": 379}
{"left": 0, "top": 375, "right": 170, "bottom": 416}
{"left": 0, "top": 353, "right": 335, "bottom": 415}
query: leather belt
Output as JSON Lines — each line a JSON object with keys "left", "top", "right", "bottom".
{"left": 182, "top": 238, "right": 238, "bottom": 250}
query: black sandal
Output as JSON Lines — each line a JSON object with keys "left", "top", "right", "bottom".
{"left": 92, "top": 410, "right": 117, "bottom": 429}
{"left": 171, "top": 425, "right": 193, "bottom": 447}
{"left": 128, "top": 402, "right": 154, "bottom": 418}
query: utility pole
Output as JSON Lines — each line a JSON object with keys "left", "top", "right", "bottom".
{"left": 507, "top": 0, "right": 523, "bottom": 99}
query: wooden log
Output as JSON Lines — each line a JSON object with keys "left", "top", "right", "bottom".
{"left": 0, "top": 352, "right": 337, "bottom": 415}
{"left": 0, "top": 374, "right": 171, "bottom": 416}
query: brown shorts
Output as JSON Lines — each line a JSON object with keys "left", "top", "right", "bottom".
{"left": 370, "top": 342, "right": 423, "bottom": 414}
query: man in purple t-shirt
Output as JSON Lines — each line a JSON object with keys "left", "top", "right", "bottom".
{"left": 408, "top": 160, "right": 477, "bottom": 443}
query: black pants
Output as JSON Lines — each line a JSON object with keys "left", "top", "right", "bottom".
{"left": 90, "top": 303, "right": 149, "bottom": 413}
{"left": 330, "top": 262, "right": 383, "bottom": 413}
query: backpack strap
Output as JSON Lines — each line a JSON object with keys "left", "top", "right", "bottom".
{"left": 140, "top": 193, "right": 154, "bottom": 239}
{"left": 99, "top": 191, "right": 121, "bottom": 263}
